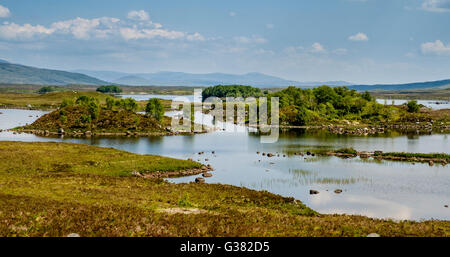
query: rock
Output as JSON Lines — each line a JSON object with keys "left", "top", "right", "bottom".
{"left": 201, "top": 166, "right": 209, "bottom": 170}
{"left": 367, "top": 233, "right": 380, "bottom": 237}
{"left": 187, "top": 158, "right": 193, "bottom": 161}
{"left": 306, "top": 151, "right": 311, "bottom": 156}
{"left": 445, "top": 205, "right": 448, "bottom": 208}
{"left": 202, "top": 172, "right": 212, "bottom": 177}
{"left": 334, "top": 189, "right": 343, "bottom": 194}
{"left": 359, "top": 152, "right": 370, "bottom": 158}
{"left": 212, "top": 151, "right": 215, "bottom": 154}
{"left": 309, "top": 190, "right": 319, "bottom": 195}
{"left": 205, "top": 158, "right": 209, "bottom": 161}
{"left": 429, "top": 160, "right": 434, "bottom": 166}
{"left": 85, "top": 131, "right": 92, "bottom": 136}
{"left": 267, "top": 153, "right": 274, "bottom": 157}
{"left": 67, "top": 233, "right": 80, "bottom": 237}
{"left": 195, "top": 177, "right": 205, "bottom": 183}
{"left": 256, "top": 152, "right": 260, "bottom": 154}
{"left": 131, "top": 171, "right": 142, "bottom": 177}
{"left": 262, "top": 153, "right": 266, "bottom": 156}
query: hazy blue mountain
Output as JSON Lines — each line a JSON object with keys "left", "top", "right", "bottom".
{"left": 0, "top": 59, "right": 9, "bottom": 64}
{"left": 72, "top": 69, "right": 129, "bottom": 82}
{"left": 74, "top": 69, "right": 353, "bottom": 88}
{"left": 350, "top": 79, "right": 450, "bottom": 91}
{"left": 0, "top": 62, "right": 108, "bottom": 85}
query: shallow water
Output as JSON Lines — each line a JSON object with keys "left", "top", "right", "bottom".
{"left": 1, "top": 108, "right": 449, "bottom": 221}
{"left": 377, "top": 99, "right": 450, "bottom": 110}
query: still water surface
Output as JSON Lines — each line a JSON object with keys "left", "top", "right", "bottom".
{"left": 0, "top": 106, "right": 449, "bottom": 221}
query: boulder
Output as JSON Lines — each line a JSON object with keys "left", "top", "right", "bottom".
{"left": 202, "top": 172, "right": 213, "bottom": 178}
{"left": 67, "top": 233, "right": 80, "bottom": 237}
{"left": 367, "top": 233, "right": 380, "bottom": 237}
{"left": 334, "top": 189, "right": 343, "bottom": 194}
{"left": 195, "top": 177, "right": 205, "bottom": 183}
{"left": 309, "top": 190, "right": 319, "bottom": 195}
{"left": 267, "top": 153, "right": 274, "bottom": 157}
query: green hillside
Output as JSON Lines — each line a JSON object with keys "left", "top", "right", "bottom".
{"left": 0, "top": 62, "right": 108, "bottom": 85}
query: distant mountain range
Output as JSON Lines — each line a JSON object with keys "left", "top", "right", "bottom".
{"left": 349, "top": 80, "right": 450, "bottom": 91}
{"left": 0, "top": 60, "right": 108, "bottom": 85}
{"left": 0, "top": 59, "right": 448, "bottom": 91}
{"left": 73, "top": 69, "right": 352, "bottom": 88}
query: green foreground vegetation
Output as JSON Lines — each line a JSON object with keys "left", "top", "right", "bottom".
{"left": 17, "top": 95, "right": 173, "bottom": 134}
{"left": 270, "top": 86, "right": 448, "bottom": 126}
{"left": 200, "top": 85, "right": 450, "bottom": 127}
{"left": 0, "top": 141, "right": 449, "bottom": 237}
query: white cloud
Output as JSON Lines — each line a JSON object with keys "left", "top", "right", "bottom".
{"left": 421, "top": 40, "right": 450, "bottom": 55}
{"left": 310, "top": 42, "right": 326, "bottom": 53}
{"left": 127, "top": 10, "right": 150, "bottom": 21}
{"left": 0, "top": 5, "right": 10, "bottom": 18}
{"left": 186, "top": 32, "right": 205, "bottom": 41}
{"left": 234, "top": 35, "right": 267, "bottom": 44}
{"left": 0, "top": 22, "right": 54, "bottom": 39}
{"left": 348, "top": 32, "right": 369, "bottom": 41}
{"left": 229, "top": 12, "right": 236, "bottom": 17}
{"left": 421, "top": 0, "right": 450, "bottom": 12}
{"left": 0, "top": 11, "right": 204, "bottom": 42}
{"left": 51, "top": 17, "right": 120, "bottom": 39}
{"left": 119, "top": 26, "right": 185, "bottom": 40}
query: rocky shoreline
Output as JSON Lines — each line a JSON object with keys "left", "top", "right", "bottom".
{"left": 258, "top": 150, "right": 449, "bottom": 165}
{"left": 252, "top": 123, "right": 450, "bottom": 135}
{"left": 10, "top": 128, "right": 207, "bottom": 137}
{"left": 131, "top": 164, "right": 214, "bottom": 179}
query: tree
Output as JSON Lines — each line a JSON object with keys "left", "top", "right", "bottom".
{"left": 75, "top": 95, "right": 99, "bottom": 120}
{"left": 146, "top": 98, "right": 164, "bottom": 121}
{"left": 406, "top": 100, "right": 420, "bottom": 113}
{"left": 96, "top": 85, "right": 123, "bottom": 94}
{"left": 37, "top": 86, "right": 57, "bottom": 94}
{"left": 313, "top": 85, "right": 339, "bottom": 105}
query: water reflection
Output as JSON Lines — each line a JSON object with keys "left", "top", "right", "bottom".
{"left": 0, "top": 108, "right": 449, "bottom": 220}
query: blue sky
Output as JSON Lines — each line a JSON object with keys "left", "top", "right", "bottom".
{"left": 0, "top": 0, "right": 449, "bottom": 84}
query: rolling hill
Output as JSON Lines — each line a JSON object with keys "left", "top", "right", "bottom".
{"left": 350, "top": 79, "right": 450, "bottom": 91}
{"left": 74, "top": 69, "right": 353, "bottom": 88}
{"left": 0, "top": 62, "right": 108, "bottom": 85}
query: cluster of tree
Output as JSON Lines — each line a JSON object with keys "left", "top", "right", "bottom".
{"left": 406, "top": 100, "right": 420, "bottom": 113}
{"left": 37, "top": 86, "right": 58, "bottom": 94}
{"left": 105, "top": 97, "right": 138, "bottom": 112}
{"left": 269, "top": 86, "right": 395, "bottom": 125}
{"left": 96, "top": 85, "right": 123, "bottom": 94}
{"left": 59, "top": 95, "right": 165, "bottom": 123}
{"left": 202, "top": 85, "right": 263, "bottom": 100}
{"left": 145, "top": 98, "right": 164, "bottom": 121}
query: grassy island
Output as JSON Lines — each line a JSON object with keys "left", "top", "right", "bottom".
{"left": 13, "top": 94, "right": 194, "bottom": 136}
{"left": 0, "top": 141, "right": 449, "bottom": 237}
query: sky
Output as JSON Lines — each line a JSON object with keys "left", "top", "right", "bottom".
{"left": 0, "top": 0, "right": 449, "bottom": 84}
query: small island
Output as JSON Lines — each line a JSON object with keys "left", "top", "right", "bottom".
{"left": 14, "top": 94, "right": 204, "bottom": 136}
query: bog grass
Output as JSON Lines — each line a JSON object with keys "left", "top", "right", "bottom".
{"left": 0, "top": 141, "right": 449, "bottom": 237}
